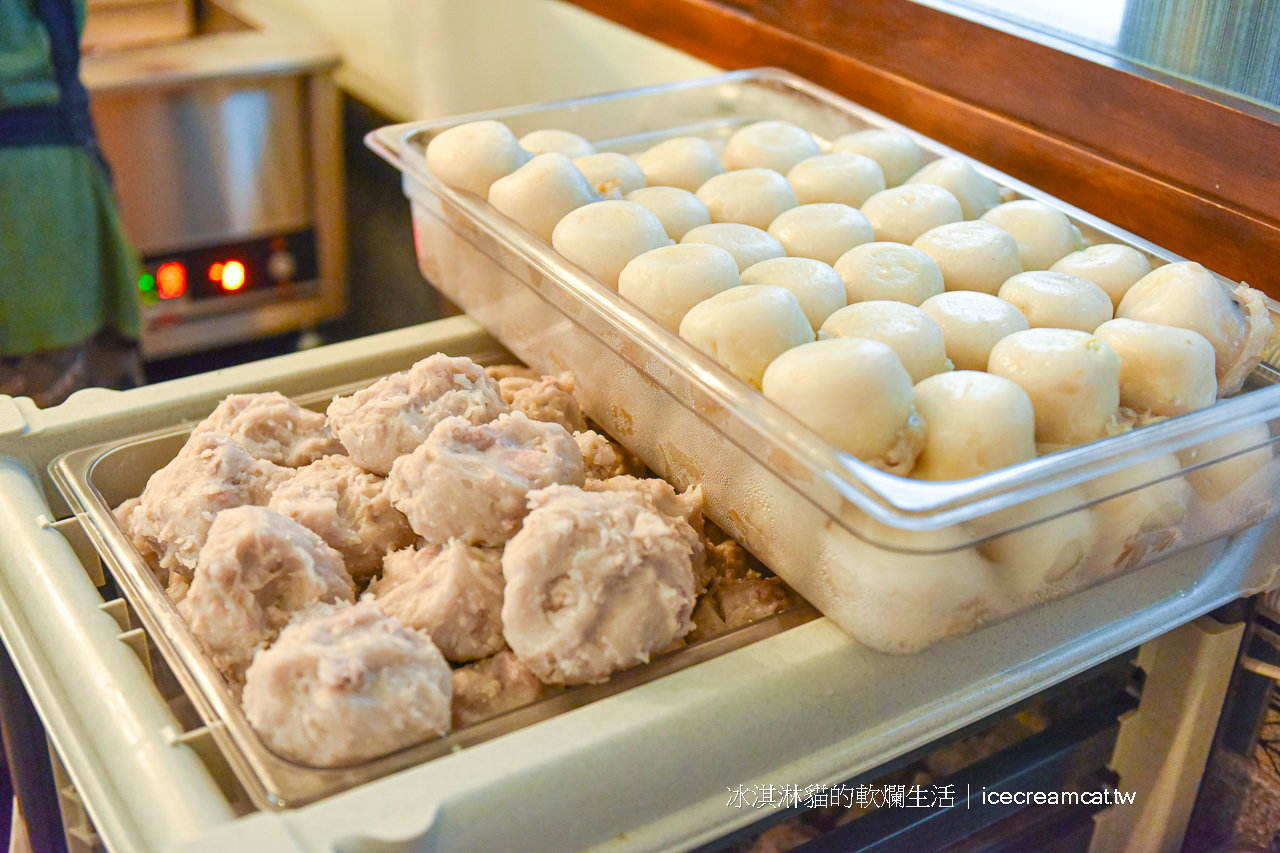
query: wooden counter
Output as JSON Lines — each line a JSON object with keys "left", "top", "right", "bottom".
{"left": 563, "top": 0, "right": 1280, "bottom": 298}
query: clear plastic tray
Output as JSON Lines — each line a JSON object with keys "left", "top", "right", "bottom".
{"left": 367, "top": 67, "right": 1280, "bottom": 654}
{"left": 48, "top": 368, "right": 816, "bottom": 810}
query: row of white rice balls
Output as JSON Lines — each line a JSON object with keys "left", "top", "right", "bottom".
{"left": 423, "top": 119, "right": 1270, "bottom": 482}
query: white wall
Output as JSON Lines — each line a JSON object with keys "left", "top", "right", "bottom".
{"left": 262, "top": 0, "right": 720, "bottom": 120}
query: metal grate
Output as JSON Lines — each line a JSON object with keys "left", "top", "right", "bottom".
{"left": 45, "top": 514, "right": 258, "bottom": 849}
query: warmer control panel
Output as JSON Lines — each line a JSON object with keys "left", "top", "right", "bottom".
{"left": 138, "top": 229, "right": 318, "bottom": 305}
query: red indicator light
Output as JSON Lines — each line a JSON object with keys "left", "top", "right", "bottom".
{"left": 221, "top": 260, "right": 247, "bottom": 291}
{"left": 156, "top": 262, "right": 187, "bottom": 299}
{"left": 208, "top": 262, "right": 224, "bottom": 282}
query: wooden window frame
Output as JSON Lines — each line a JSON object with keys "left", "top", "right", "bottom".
{"left": 563, "top": 0, "right": 1280, "bottom": 296}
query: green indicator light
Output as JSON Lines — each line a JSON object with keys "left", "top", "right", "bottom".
{"left": 139, "top": 273, "right": 156, "bottom": 292}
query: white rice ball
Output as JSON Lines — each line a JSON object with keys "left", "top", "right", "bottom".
{"left": 1116, "top": 261, "right": 1273, "bottom": 396}
{"left": 519, "top": 129, "right": 596, "bottom": 158}
{"left": 1084, "top": 454, "right": 1189, "bottom": 581}
{"left": 786, "top": 152, "right": 885, "bottom": 208}
{"left": 625, "top": 186, "right": 711, "bottom": 241}
{"left": 976, "top": 488, "right": 1097, "bottom": 604}
{"left": 817, "top": 516, "right": 1000, "bottom": 654}
{"left": 761, "top": 338, "right": 916, "bottom": 462}
{"left": 987, "top": 328, "right": 1121, "bottom": 448}
{"left": 831, "top": 129, "right": 923, "bottom": 187}
{"left": 766, "top": 203, "right": 874, "bottom": 266}
{"left": 911, "top": 371, "right": 1036, "bottom": 480}
{"left": 861, "top": 183, "right": 964, "bottom": 245}
{"left": 551, "top": 200, "right": 671, "bottom": 289}
{"left": 425, "top": 120, "right": 531, "bottom": 197}
{"left": 679, "top": 285, "right": 815, "bottom": 387}
{"left": 488, "top": 153, "right": 600, "bottom": 242}
{"left": 632, "top": 136, "right": 725, "bottom": 193}
{"left": 997, "top": 270, "right": 1114, "bottom": 332}
{"left": 573, "top": 152, "right": 647, "bottom": 198}
{"left": 1049, "top": 244, "right": 1152, "bottom": 311}
{"left": 913, "top": 221, "right": 1024, "bottom": 296}
{"left": 681, "top": 222, "right": 787, "bottom": 274}
{"left": 906, "top": 157, "right": 1002, "bottom": 220}
{"left": 833, "top": 242, "right": 945, "bottom": 306}
{"left": 722, "top": 121, "right": 822, "bottom": 173}
{"left": 1093, "top": 318, "right": 1218, "bottom": 416}
{"left": 822, "top": 300, "right": 950, "bottom": 385}
{"left": 980, "top": 199, "right": 1085, "bottom": 271}
{"left": 739, "top": 257, "right": 847, "bottom": 331}
{"left": 618, "top": 243, "right": 741, "bottom": 333}
{"left": 919, "top": 290, "right": 1030, "bottom": 372}
{"left": 696, "top": 168, "right": 799, "bottom": 231}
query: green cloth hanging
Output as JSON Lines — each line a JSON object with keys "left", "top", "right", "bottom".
{"left": 0, "top": 0, "right": 140, "bottom": 356}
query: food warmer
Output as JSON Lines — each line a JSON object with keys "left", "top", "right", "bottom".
{"left": 81, "top": 0, "right": 346, "bottom": 360}
{"left": 2, "top": 70, "right": 1280, "bottom": 853}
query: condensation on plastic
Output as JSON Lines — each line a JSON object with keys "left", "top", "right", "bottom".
{"left": 367, "top": 68, "right": 1280, "bottom": 654}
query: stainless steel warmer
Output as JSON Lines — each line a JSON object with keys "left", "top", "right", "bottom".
{"left": 82, "top": 0, "right": 346, "bottom": 359}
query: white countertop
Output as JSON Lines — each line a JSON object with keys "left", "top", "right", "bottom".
{"left": 81, "top": 0, "right": 340, "bottom": 92}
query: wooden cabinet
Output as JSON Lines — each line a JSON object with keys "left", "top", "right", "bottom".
{"left": 563, "top": 0, "right": 1280, "bottom": 298}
